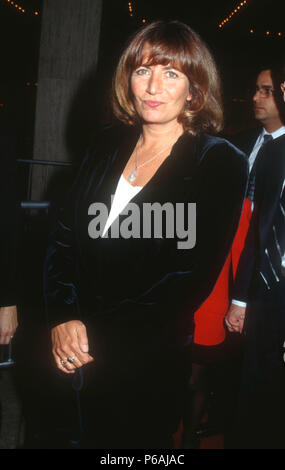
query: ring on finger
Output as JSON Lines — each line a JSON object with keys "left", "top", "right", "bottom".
{"left": 60, "top": 359, "right": 67, "bottom": 367}
{"left": 67, "top": 355, "right": 76, "bottom": 364}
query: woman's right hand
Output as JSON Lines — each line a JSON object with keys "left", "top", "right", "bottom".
{"left": 51, "top": 320, "right": 94, "bottom": 374}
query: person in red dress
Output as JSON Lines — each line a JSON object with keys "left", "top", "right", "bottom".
{"left": 181, "top": 197, "right": 252, "bottom": 448}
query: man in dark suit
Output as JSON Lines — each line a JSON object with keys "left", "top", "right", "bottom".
{"left": 225, "top": 65, "right": 285, "bottom": 448}
{"left": 0, "top": 126, "right": 19, "bottom": 344}
{"left": 226, "top": 66, "right": 285, "bottom": 326}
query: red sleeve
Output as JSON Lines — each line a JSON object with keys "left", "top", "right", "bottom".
{"left": 193, "top": 198, "right": 252, "bottom": 346}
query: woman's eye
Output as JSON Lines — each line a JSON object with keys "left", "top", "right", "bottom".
{"left": 166, "top": 71, "right": 178, "bottom": 78}
{"left": 135, "top": 68, "right": 149, "bottom": 76}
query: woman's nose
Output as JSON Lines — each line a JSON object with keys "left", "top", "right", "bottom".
{"left": 146, "top": 71, "right": 163, "bottom": 95}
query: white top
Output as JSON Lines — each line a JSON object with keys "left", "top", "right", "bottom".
{"left": 102, "top": 175, "right": 142, "bottom": 237}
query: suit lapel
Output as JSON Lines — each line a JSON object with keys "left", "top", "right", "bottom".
{"left": 257, "top": 135, "right": 285, "bottom": 251}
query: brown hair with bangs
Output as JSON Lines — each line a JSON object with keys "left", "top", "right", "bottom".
{"left": 112, "top": 21, "right": 224, "bottom": 135}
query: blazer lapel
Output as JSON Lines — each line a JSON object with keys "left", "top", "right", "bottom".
{"left": 95, "top": 126, "right": 140, "bottom": 212}
{"left": 123, "top": 132, "right": 199, "bottom": 206}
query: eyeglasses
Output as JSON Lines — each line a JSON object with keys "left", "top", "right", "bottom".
{"left": 254, "top": 85, "right": 275, "bottom": 98}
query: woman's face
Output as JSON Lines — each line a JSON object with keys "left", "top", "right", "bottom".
{"left": 130, "top": 45, "right": 191, "bottom": 127}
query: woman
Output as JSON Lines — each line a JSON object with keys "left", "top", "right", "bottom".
{"left": 45, "top": 21, "right": 248, "bottom": 449}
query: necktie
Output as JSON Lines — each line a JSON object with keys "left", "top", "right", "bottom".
{"left": 247, "top": 134, "right": 273, "bottom": 201}
{"left": 260, "top": 179, "right": 285, "bottom": 287}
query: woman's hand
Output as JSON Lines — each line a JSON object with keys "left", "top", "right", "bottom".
{"left": 0, "top": 305, "right": 18, "bottom": 345}
{"left": 225, "top": 304, "right": 246, "bottom": 334}
{"left": 51, "top": 320, "right": 94, "bottom": 374}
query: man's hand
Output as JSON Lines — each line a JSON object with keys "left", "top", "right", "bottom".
{"left": 51, "top": 320, "right": 94, "bottom": 374}
{"left": 225, "top": 304, "right": 246, "bottom": 334}
{"left": 0, "top": 305, "right": 18, "bottom": 344}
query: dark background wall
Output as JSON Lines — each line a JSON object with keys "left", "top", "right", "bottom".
{"left": 1, "top": 0, "right": 284, "bottom": 160}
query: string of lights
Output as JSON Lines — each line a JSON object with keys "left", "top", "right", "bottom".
{"left": 249, "top": 28, "right": 283, "bottom": 38}
{"left": 128, "top": 1, "right": 134, "bottom": 18}
{"left": 218, "top": 1, "right": 283, "bottom": 38}
{"left": 4, "top": 0, "right": 25, "bottom": 14}
{"left": 3, "top": 0, "right": 40, "bottom": 16}
{"left": 127, "top": 1, "right": 147, "bottom": 24}
{"left": 219, "top": 0, "right": 248, "bottom": 29}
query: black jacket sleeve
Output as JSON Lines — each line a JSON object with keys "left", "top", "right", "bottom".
{"left": 43, "top": 149, "right": 106, "bottom": 326}
{"left": 232, "top": 209, "right": 259, "bottom": 302}
{"left": 232, "top": 138, "right": 275, "bottom": 302}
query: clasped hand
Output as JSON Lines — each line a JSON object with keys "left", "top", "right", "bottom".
{"left": 51, "top": 320, "right": 94, "bottom": 374}
{"left": 225, "top": 304, "right": 246, "bottom": 334}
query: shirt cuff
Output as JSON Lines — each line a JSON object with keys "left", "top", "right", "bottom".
{"left": 232, "top": 299, "right": 247, "bottom": 308}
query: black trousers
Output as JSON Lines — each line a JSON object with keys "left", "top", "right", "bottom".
{"left": 77, "top": 346, "right": 189, "bottom": 449}
{"left": 234, "top": 278, "right": 285, "bottom": 449}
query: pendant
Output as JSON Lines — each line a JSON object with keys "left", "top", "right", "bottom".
{"left": 128, "top": 169, "right": 137, "bottom": 182}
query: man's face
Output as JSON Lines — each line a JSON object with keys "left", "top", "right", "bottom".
{"left": 253, "top": 70, "right": 281, "bottom": 129}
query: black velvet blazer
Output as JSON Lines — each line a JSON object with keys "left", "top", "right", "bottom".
{"left": 44, "top": 125, "right": 248, "bottom": 359}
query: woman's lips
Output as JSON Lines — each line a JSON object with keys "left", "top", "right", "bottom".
{"left": 144, "top": 100, "right": 165, "bottom": 108}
